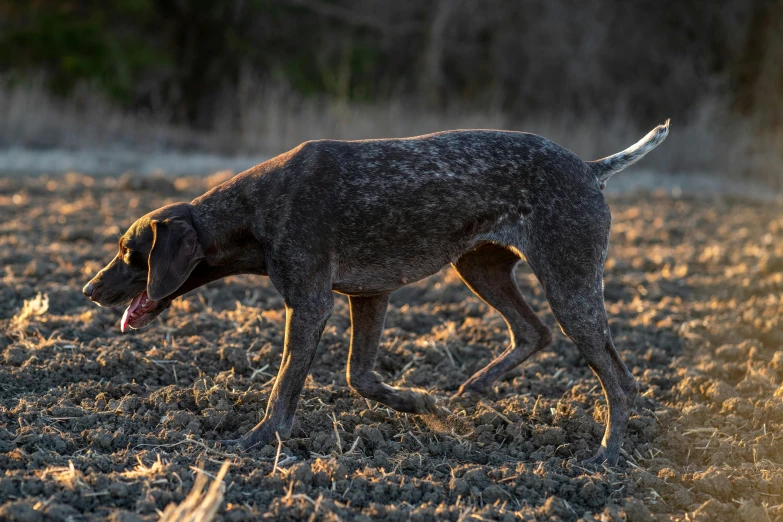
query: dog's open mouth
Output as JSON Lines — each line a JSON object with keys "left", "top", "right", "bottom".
{"left": 121, "top": 291, "right": 159, "bottom": 332}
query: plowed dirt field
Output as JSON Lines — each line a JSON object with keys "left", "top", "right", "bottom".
{"left": 1, "top": 173, "right": 782, "bottom": 521}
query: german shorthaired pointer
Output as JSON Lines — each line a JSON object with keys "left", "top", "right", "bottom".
{"left": 83, "top": 121, "right": 669, "bottom": 465}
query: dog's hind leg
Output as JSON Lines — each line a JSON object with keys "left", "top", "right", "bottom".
{"left": 534, "top": 272, "right": 636, "bottom": 466}
{"left": 525, "top": 201, "right": 638, "bottom": 466}
{"left": 451, "top": 244, "right": 552, "bottom": 399}
{"left": 347, "top": 293, "right": 440, "bottom": 414}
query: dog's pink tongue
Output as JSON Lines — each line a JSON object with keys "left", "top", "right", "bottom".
{"left": 121, "top": 293, "right": 144, "bottom": 333}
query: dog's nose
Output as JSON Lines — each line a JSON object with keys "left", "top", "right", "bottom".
{"left": 83, "top": 282, "right": 95, "bottom": 298}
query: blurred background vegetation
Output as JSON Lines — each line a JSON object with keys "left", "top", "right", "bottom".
{"left": 0, "top": 0, "right": 781, "bottom": 185}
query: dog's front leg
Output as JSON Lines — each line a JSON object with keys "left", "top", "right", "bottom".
{"left": 347, "top": 293, "right": 440, "bottom": 414}
{"left": 225, "top": 293, "right": 333, "bottom": 450}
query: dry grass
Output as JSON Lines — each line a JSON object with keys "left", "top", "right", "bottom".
{"left": 11, "top": 292, "right": 49, "bottom": 331}
{"left": 158, "top": 459, "right": 231, "bottom": 522}
{"left": 11, "top": 292, "right": 49, "bottom": 327}
{"left": 0, "top": 79, "right": 780, "bottom": 188}
{"left": 122, "top": 454, "right": 167, "bottom": 480}
{"left": 41, "top": 460, "right": 89, "bottom": 491}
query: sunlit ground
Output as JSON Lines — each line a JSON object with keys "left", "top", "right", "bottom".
{"left": 0, "top": 172, "right": 782, "bottom": 521}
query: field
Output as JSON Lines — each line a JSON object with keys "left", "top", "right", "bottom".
{"left": 1, "top": 172, "right": 782, "bottom": 521}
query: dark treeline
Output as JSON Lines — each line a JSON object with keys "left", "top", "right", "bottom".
{"left": 1, "top": 0, "right": 781, "bottom": 133}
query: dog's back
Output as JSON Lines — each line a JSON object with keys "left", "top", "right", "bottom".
{"left": 289, "top": 129, "right": 595, "bottom": 229}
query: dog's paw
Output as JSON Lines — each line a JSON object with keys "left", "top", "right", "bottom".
{"left": 217, "top": 435, "right": 269, "bottom": 452}
{"left": 218, "top": 424, "right": 284, "bottom": 451}
{"left": 217, "top": 438, "right": 246, "bottom": 450}
{"left": 449, "top": 381, "right": 492, "bottom": 402}
{"left": 583, "top": 446, "right": 620, "bottom": 467}
{"left": 405, "top": 388, "right": 441, "bottom": 415}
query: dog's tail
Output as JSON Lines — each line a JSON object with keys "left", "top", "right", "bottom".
{"left": 588, "top": 119, "right": 670, "bottom": 186}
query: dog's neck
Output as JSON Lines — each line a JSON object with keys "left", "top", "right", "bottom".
{"left": 189, "top": 175, "right": 268, "bottom": 275}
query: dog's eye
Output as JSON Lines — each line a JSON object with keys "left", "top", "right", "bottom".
{"left": 123, "top": 249, "right": 145, "bottom": 267}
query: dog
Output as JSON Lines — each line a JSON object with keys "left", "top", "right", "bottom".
{"left": 83, "top": 121, "right": 669, "bottom": 465}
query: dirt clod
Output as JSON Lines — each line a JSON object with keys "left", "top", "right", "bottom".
{"left": 623, "top": 498, "right": 653, "bottom": 522}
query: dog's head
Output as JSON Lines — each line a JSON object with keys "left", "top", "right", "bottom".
{"left": 83, "top": 202, "right": 204, "bottom": 331}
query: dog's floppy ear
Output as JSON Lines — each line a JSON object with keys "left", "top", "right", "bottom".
{"left": 147, "top": 218, "right": 204, "bottom": 301}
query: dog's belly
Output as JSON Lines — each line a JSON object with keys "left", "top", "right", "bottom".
{"left": 332, "top": 254, "right": 456, "bottom": 295}
{"left": 330, "top": 229, "right": 521, "bottom": 296}
{"left": 332, "top": 266, "right": 444, "bottom": 295}
{"left": 331, "top": 240, "right": 476, "bottom": 295}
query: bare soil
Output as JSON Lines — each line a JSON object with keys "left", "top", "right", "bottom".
{"left": 1, "top": 172, "right": 782, "bottom": 521}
